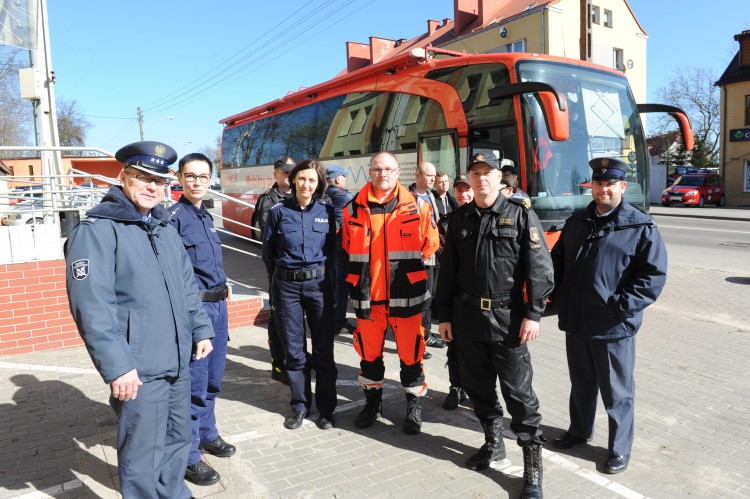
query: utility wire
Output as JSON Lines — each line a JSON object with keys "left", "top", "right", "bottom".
{"left": 144, "top": 0, "right": 363, "bottom": 117}
{"left": 141, "top": 0, "right": 339, "bottom": 114}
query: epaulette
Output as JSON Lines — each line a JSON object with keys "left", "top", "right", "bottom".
{"left": 508, "top": 194, "right": 531, "bottom": 209}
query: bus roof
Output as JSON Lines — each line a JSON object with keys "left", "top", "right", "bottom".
{"left": 219, "top": 47, "right": 626, "bottom": 128}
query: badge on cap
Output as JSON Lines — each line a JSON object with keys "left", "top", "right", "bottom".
{"left": 154, "top": 144, "right": 167, "bottom": 157}
{"left": 71, "top": 259, "right": 89, "bottom": 280}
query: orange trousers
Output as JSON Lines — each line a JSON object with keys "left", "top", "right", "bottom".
{"left": 352, "top": 305, "right": 427, "bottom": 395}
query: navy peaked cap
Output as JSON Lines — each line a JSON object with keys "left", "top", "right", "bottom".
{"left": 115, "top": 141, "right": 177, "bottom": 179}
{"left": 589, "top": 157, "right": 628, "bottom": 181}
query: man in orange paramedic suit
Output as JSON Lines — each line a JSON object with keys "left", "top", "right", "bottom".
{"left": 342, "top": 151, "right": 440, "bottom": 435}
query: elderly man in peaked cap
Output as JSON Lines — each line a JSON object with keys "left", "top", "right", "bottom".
{"left": 66, "top": 140, "right": 215, "bottom": 498}
{"left": 551, "top": 156, "right": 667, "bottom": 475}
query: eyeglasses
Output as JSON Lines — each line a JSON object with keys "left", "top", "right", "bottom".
{"left": 182, "top": 173, "right": 212, "bottom": 184}
{"left": 370, "top": 168, "right": 398, "bottom": 177}
{"left": 126, "top": 171, "right": 170, "bottom": 187}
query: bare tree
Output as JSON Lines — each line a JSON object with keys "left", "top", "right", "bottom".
{"left": 654, "top": 66, "right": 720, "bottom": 168}
{"left": 56, "top": 97, "right": 92, "bottom": 153}
{"left": 0, "top": 46, "right": 33, "bottom": 156}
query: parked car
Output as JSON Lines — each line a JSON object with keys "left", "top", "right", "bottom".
{"left": 661, "top": 173, "right": 725, "bottom": 207}
{"left": 666, "top": 166, "right": 699, "bottom": 185}
{"left": 1, "top": 200, "right": 46, "bottom": 226}
{"left": 67, "top": 184, "right": 106, "bottom": 209}
{"left": 170, "top": 183, "right": 184, "bottom": 202}
{"left": 8, "top": 185, "right": 44, "bottom": 205}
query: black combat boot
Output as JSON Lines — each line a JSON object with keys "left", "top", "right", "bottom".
{"left": 355, "top": 388, "right": 382, "bottom": 429}
{"left": 521, "top": 443, "right": 543, "bottom": 499}
{"left": 403, "top": 393, "right": 422, "bottom": 435}
{"left": 467, "top": 418, "right": 506, "bottom": 471}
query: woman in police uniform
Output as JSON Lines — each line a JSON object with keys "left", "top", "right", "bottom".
{"left": 262, "top": 159, "right": 338, "bottom": 430}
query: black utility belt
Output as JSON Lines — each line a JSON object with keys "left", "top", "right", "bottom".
{"left": 200, "top": 286, "right": 228, "bottom": 302}
{"left": 458, "top": 290, "right": 510, "bottom": 311}
{"left": 275, "top": 266, "right": 325, "bottom": 282}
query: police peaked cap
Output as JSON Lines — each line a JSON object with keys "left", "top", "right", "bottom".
{"left": 115, "top": 141, "right": 178, "bottom": 179}
{"left": 589, "top": 157, "right": 627, "bottom": 181}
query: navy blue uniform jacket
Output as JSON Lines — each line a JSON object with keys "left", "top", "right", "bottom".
{"left": 65, "top": 186, "right": 214, "bottom": 384}
{"left": 550, "top": 200, "right": 667, "bottom": 340}
{"left": 262, "top": 197, "right": 336, "bottom": 274}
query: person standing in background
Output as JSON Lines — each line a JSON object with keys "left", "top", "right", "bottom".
{"left": 324, "top": 164, "right": 355, "bottom": 335}
{"left": 439, "top": 174, "right": 472, "bottom": 411}
{"left": 252, "top": 157, "right": 295, "bottom": 384}
{"left": 408, "top": 161, "right": 445, "bottom": 351}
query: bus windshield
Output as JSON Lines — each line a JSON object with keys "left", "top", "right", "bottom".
{"left": 517, "top": 61, "right": 648, "bottom": 229}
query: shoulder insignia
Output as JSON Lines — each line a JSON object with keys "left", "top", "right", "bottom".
{"left": 529, "top": 226, "right": 541, "bottom": 243}
{"left": 508, "top": 195, "right": 531, "bottom": 209}
{"left": 71, "top": 259, "right": 89, "bottom": 280}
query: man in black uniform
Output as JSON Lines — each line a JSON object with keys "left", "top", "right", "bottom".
{"left": 436, "top": 152, "right": 553, "bottom": 499}
{"left": 251, "top": 156, "right": 294, "bottom": 383}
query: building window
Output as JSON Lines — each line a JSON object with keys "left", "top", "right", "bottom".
{"left": 505, "top": 39, "right": 526, "bottom": 53}
{"left": 614, "top": 48, "right": 624, "bottom": 71}
{"left": 592, "top": 6, "right": 600, "bottom": 24}
{"left": 604, "top": 9, "right": 613, "bottom": 27}
{"left": 745, "top": 95, "right": 750, "bottom": 125}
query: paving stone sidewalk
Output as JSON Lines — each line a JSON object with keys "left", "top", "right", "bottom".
{"left": 2, "top": 262, "right": 749, "bottom": 499}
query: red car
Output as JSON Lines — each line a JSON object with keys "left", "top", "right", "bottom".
{"left": 661, "top": 173, "right": 725, "bottom": 207}
{"left": 170, "top": 183, "right": 184, "bottom": 202}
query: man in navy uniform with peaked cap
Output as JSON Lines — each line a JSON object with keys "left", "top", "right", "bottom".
{"left": 550, "top": 157, "right": 667, "bottom": 475}
{"left": 66, "top": 140, "right": 215, "bottom": 498}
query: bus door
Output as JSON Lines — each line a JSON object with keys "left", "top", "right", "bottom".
{"left": 469, "top": 124, "right": 519, "bottom": 172}
{"left": 418, "top": 129, "right": 459, "bottom": 180}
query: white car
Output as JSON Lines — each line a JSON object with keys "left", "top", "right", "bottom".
{"left": 1, "top": 200, "right": 46, "bottom": 226}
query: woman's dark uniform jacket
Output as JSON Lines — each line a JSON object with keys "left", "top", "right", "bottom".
{"left": 65, "top": 186, "right": 214, "bottom": 384}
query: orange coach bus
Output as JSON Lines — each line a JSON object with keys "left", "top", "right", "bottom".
{"left": 219, "top": 46, "right": 693, "bottom": 243}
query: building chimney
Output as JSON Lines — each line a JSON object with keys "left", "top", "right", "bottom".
{"left": 346, "top": 41, "right": 371, "bottom": 73}
{"left": 736, "top": 30, "right": 750, "bottom": 67}
{"left": 454, "top": 0, "right": 478, "bottom": 35}
{"left": 477, "top": 0, "right": 498, "bottom": 26}
{"left": 427, "top": 19, "right": 440, "bottom": 35}
{"left": 370, "top": 36, "right": 397, "bottom": 64}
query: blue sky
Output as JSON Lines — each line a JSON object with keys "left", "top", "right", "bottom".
{"left": 44, "top": 0, "right": 749, "bottom": 158}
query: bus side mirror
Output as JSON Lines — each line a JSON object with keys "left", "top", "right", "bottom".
{"left": 537, "top": 90, "right": 569, "bottom": 142}
{"left": 489, "top": 82, "right": 569, "bottom": 141}
{"left": 637, "top": 104, "right": 695, "bottom": 150}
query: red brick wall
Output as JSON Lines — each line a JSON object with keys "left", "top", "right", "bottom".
{"left": 0, "top": 260, "right": 267, "bottom": 356}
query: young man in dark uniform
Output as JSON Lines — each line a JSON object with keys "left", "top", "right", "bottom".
{"left": 65, "top": 141, "right": 214, "bottom": 499}
{"left": 436, "top": 152, "right": 553, "bottom": 499}
{"left": 550, "top": 158, "right": 667, "bottom": 474}
{"left": 252, "top": 156, "right": 295, "bottom": 383}
{"left": 169, "top": 153, "right": 236, "bottom": 486}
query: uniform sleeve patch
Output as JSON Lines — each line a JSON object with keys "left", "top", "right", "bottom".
{"left": 529, "top": 227, "right": 541, "bottom": 243}
{"left": 71, "top": 259, "right": 89, "bottom": 280}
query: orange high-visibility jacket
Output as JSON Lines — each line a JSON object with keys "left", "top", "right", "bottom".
{"left": 342, "top": 182, "right": 439, "bottom": 319}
